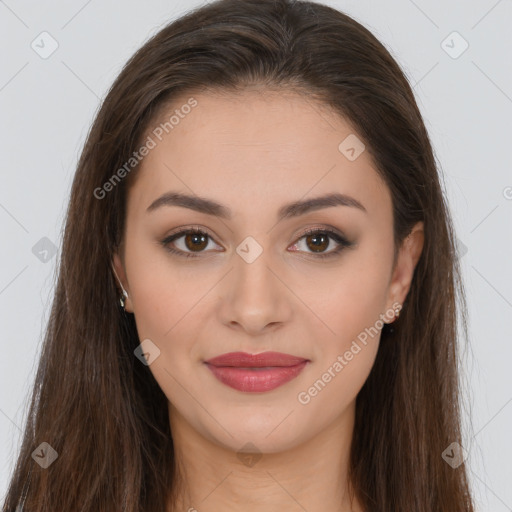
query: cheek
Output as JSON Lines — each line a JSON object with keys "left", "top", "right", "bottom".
{"left": 311, "top": 250, "right": 391, "bottom": 336}
{"left": 299, "top": 242, "right": 392, "bottom": 389}
{"left": 126, "top": 254, "right": 206, "bottom": 403}
{"left": 296, "top": 271, "right": 388, "bottom": 413}
{"left": 124, "top": 241, "right": 198, "bottom": 345}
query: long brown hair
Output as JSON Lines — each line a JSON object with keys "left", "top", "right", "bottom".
{"left": 2, "top": 0, "right": 475, "bottom": 510}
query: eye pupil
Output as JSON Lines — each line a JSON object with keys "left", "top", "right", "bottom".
{"left": 306, "top": 233, "right": 329, "bottom": 252}
{"left": 185, "top": 232, "right": 208, "bottom": 251}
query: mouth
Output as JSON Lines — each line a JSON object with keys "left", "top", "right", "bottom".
{"left": 204, "top": 351, "right": 310, "bottom": 392}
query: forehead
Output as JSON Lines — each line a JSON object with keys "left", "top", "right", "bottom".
{"left": 128, "top": 89, "right": 391, "bottom": 221}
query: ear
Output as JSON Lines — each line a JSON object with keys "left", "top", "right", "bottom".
{"left": 385, "top": 221, "right": 424, "bottom": 313}
{"left": 112, "top": 251, "right": 134, "bottom": 313}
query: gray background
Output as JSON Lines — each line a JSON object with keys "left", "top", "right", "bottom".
{"left": 1, "top": 0, "right": 511, "bottom": 509}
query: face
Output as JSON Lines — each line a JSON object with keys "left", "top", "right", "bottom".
{"left": 113, "top": 88, "right": 423, "bottom": 454}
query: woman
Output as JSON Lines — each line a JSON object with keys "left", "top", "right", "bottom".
{"left": 2, "top": 0, "right": 475, "bottom": 510}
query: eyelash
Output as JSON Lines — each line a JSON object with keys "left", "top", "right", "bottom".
{"left": 160, "top": 226, "right": 354, "bottom": 260}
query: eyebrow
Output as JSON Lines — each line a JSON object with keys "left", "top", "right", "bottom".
{"left": 146, "top": 191, "right": 367, "bottom": 220}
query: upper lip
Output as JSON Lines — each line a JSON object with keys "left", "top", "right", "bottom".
{"left": 204, "top": 351, "right": 308, "bottom": 367}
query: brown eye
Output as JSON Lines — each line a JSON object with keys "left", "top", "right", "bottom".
{"left": 162, "top": 226, "right": 353, "bottom": 260}
{"left": 305, "top": 232, "right": 330, "bottom": 253}
{"left": 183, "top": 231, "right": 209, "bottom": 252}
{"left": 161, "top": 228, "right": 220, "bottom": 258}
{"left": 289, "top": 227, "right": 354, "bottom": 259}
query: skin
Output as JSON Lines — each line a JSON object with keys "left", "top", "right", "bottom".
{"left": 113, "top": 88, "right": 424, "bottom": 512}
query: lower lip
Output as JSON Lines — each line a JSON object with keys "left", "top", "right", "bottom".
{"left": 205, "top": 361, "right": 308, "bottom": 392}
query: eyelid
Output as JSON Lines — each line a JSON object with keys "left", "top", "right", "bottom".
{"left": 162, "top": 225, "right": 223, "bottom": 255}
{"left": 165, "top": 224, "right": 218, "bottom": 241}
{"left": 161, "top": 224, "right": 354, "bottom": 258}
{"left": 290, "top": 225, "right": 354, "bottom": 259}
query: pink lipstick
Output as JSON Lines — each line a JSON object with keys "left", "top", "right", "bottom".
{"left": 204, "top": 351, "right": 309, "bottom": 392}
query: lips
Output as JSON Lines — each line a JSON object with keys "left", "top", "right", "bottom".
{"left": 204, "top": 351, "right": 309, "bottom": 392}
{"left": 204, "top": 351, "right": 307, "bottom": 367}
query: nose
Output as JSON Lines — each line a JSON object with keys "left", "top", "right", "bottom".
{"left": 217, "top": 246, "right": 292, "bottom": 336}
